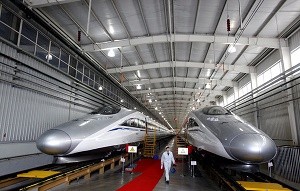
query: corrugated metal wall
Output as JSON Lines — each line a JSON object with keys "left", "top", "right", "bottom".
{"left": 258, "top": 92, "right": 291, "bottom": 140}
{"left": 0, "top": 41, "right": 94, "bottom": 143}
{"left": 289, "top": 29, "right": 300, "bottom": 51}
{"left": 256, "top": 50, "right": 281, "bottom": 75}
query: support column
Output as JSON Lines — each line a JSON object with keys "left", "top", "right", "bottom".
{"left": 279, "top": 46, "right": 298, "bottom": 145}
{"left": 233, "top": 82, "right": 239, "bottom": 108}
{"left": 222, "top": 93, "right": 228, "bottom": 106}
{"left": 250, "top": 72, "right": 259, "bottom": 129}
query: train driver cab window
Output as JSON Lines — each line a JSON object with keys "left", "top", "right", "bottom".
{"left": 188, "top": 118, "right": 199, "bottom": 128}
{"left": 204, "top": 106, "right": 231, "bottom": 115}
{"left": 122, "top": 118, "right": 138, "bottom": 127}
{"left": 90, "top": 105, "right": 121, "bottom": 115}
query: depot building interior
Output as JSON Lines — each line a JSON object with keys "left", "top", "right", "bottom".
{"left": 1, "top": 0, "right": 300, "bottom": 190}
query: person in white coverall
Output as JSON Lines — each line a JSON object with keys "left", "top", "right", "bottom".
{"left": 161, "top": 146, "right": 175, "bottom": 184}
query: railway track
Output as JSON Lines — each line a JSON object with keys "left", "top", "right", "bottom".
{"left": 192, "top": 151, "right": 299, "bottom": 191}
{"left": 0, "top": 152, "right": 132, "bottom": 191}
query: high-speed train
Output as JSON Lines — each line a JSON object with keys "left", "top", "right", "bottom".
{"left": 182, "top": 106, "right": 277, "bottom": 164}
{"left": 36, "top": 105, "right": 174, "bottom": 163}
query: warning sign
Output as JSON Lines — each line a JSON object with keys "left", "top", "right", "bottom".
{"left": 128, "top": 146, "right": 137, "bottom": 153}
{"left": 178, "top": 147, "right": 188, "bottom": 155}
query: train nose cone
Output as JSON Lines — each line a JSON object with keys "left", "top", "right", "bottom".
{"left": 229, "top": 133, "right": 277, "bottom": 163}
{"left": 36, "top": 130, "right": 71, "bottom": 155}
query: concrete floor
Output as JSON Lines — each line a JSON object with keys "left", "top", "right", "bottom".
{"left": 50, "top": 137, "right": 221, "bottom": 191}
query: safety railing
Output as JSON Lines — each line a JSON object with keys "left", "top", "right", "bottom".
{"left": 273, "top": 146, "right": 300, "bottom": 183}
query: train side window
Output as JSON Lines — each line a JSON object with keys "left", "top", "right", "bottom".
{"left": 121, "top": 118, "right": 138, "bottom": 127}
{"left": 138, "top": 120, "right": 146, "bottom": 129}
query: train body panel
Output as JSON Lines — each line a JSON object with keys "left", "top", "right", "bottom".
{"left": 183, "top": 106, "right": 277, "bottom": 164}
{"left": 36, "top": 106, "right": 174, "bottom": 162}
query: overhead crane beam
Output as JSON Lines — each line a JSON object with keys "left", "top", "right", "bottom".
{"left": 107, "top": 61, "right": 255, "bottom": 74}
{"left": 82, "top": 34, "right": 286, "bottom": 52}
{"left": 131, "top": 87, "right": 222, "bottom": 95}
{"left": 122, "top": 77, "right": 234, "bottom": 87}
{"left": 25, "top": 0, "right": 80, "bottom": 7}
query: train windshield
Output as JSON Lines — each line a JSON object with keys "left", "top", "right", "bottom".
{"left": 90, "top": 105, "right": 121, "bottom": 115}
{"left": 202, "top": 106, "right": 232, "bottom": 115}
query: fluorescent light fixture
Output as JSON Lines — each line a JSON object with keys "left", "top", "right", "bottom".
{"left": 137, "top": 70, "right": 141, "bottom": 77}
{"left": 46, "top": 54, "right": 52, "bottom": 61}
{"left": 136, "top": 84, "right": 141, "bottom": 90}
{"left": 109, "top": 26, "right": 115, "bottom": 34}
{"left": 205, "top": 83, "right": 211, "bottom": 89}
{"left": 120, "top": 99, "right": 124, "bottom": 102}
{"left": 228, "top": 45, "right": 236, "bottom": 53}
{"left": 108, "top": 49, "right": 115, "bottom": 57}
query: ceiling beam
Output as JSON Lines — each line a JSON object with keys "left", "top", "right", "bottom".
{"left": 131, "top": 87, "right": 222, "bottom": 95}
{"left": 25, "top": 0, "right": 80, "bottom": 7}
{"left": 122, "top": 77, "right": 234, "bottom": 87}
{"left": 153, "top": 106, "right": 190, "bottom": 110}
{"left": 137, "top": 94, "right": 216, "bottom": 101}
{"left": 81, "top": 34, "right": 286, "bottom": 52}
{"left": 154, "top": 99, "right": 212, "bottom": 104}
{"left": 107, "top": 61, "right": 254, "bottom": 74}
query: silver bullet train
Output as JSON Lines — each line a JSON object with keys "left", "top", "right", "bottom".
{"left": 36, "top": 105, "right": 174, "bottom": 163}
{"left": 182, "top": 106, "right": 277, "bottom": 164}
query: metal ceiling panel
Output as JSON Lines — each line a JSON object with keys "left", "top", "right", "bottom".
{"left": 102, "top": 50, "right": 130, "bottom": 68}
{"left": 136, "top": 44, "right": 155, "bottom": 63}
{"left": 241, "top": 0, "right": 282, "bottom": 36}
{"left": 222, "top": 71, "right": 241, "bottom": 80}
{"left": 194, "top": 0, "right": 226, "bottom": 34}
{"left": 154, "top": 83, "right": 162, "bottom": 89}
{"left": 140, "top": 0, "right": 166, "bottom": 35}
{"left": 153, "top": 43, "right": 170, "bottom": 62}
{"left": 163, "top": 82, "right": 172, "bottom": 87}
{"left": 185, "top": 82, "right": 196, "bottom": 89}
{"left": 204, "top": 43, "right": 227, "bottom": 63}
{"left": 199, "top": 68, "right": 213, "bottom": 78}
{"left": 259, "top": 11, "right": 300, "bottom": 37}
{"left": 121, "top": 71, "right": 137, "bottom": 81}
{"left": 176, "top": 82, "right": 185, "bottom": 88}
{"left": 187, "top": 67, "right": 200, "bottom": 78}
{"left": 146, "top": 68, "right": 160, "bottom": 79}
{"left": 175, "top": 67, "right": 187, "bottom": 77}
{"left": 120, "top": 46, "right": 141, "bottom": 66}
{"left": 234, "top": 47, "right": 265, "bottom": 65}
{"left": 113, "top": 0, "right": 147, "bottom": 37}
{"left": 159, "top": 67, "right": 172, "bottom": 77}
{"left": 87, "top": 0, "right": 128, "bottom": 39}
{"left": 190, "top": 42, "right": 209, "bottom": 62}
{"left": 41, "top": 6, "right": 91, "bottom": 44}
{"left": 214, "top": 0, "right": 257, "bottom": 35}
{"left": 173, "top": 0, "right": 198, "bottom": 33}
{"left": 175, "top": 42, "right": 191, "bottom": 61}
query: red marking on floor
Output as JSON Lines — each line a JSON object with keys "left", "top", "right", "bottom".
{"left": 117, "top": 158, "right": 164, "bottom": 191}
